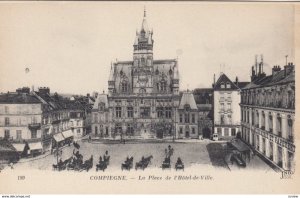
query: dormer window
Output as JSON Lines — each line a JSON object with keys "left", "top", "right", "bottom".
{"left": 220, "top": 83, "right": 225, "bottom": 89}
{"left": 99, "top": 102, "right": 105, "bottom": 111}
{"left": 226, "top": 82, "right": 231, "bottom": 89}
{"left": 184, "top": 104, "right": 190, "bottom": 111}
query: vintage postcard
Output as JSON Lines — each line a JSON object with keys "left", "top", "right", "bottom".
{"left": 0, "top": 1, "right": 299, "bottom": 194}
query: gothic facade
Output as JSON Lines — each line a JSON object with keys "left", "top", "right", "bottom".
{"left": 240, "top": 59, "right": 295, "bottom": 171}
{"left": 92, "top": 11, "right": 181, "bottom": 139}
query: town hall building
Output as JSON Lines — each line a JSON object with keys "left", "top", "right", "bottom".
{"left": 92, "top": 10, "right": 181, "bottom": 139}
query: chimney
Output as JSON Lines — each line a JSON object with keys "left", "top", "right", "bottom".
{"left": 255, "top": 55, "right": 258, "bottom": 75}
{"left": 16, "top": 87, "right": 30, "bottom": 94}
{"left": 251, "top": 66, "right": 256, "bottom": 82}
{"left": 284, "top": 62, "right": 295, "bottom": 77}
{"left": 38, "top": 87, "right": 50, "bottom": 95}
{"left": 235, "top": 76, "right": 239, "bottom": 86}
{"left": 87, "top": 93, "right": 90, "bottom": 97}
{"left": 272, "top": 65, "right": 281, "bottom": 76}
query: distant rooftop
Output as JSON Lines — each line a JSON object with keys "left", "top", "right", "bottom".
{"left": 0, "top": 92, "right": 41, "bottom": 104}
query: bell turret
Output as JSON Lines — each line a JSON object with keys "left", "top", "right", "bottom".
{"left": 108, "top": 63, "right": 115, "bottom": 95}
{"left": 172, "top": 61, "right": 179, "bottom": 95}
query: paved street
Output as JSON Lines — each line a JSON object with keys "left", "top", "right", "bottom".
{"left": 5, "top": 140, "right": 273, "bottom": 172}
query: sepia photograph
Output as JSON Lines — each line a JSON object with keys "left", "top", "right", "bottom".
{"left": 0, "top": 1, "right": 299, "bottom": 194}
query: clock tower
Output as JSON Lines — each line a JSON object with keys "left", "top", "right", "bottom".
{"left": 132, "top": 9, "right": 154, "bottom": 94}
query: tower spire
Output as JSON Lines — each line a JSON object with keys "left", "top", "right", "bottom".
{"left": 144, "top": 6, "right": 146, "bottom": 18}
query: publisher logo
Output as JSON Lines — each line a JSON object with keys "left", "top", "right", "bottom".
{"left": 280, "top": 170, "right": 294, "bottom": 179}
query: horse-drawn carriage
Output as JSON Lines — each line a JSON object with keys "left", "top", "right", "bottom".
{"left": 53, "top": 157, "right": 72, "bottom": 171}
{"left": 135, "top": 155, "right": 153, "bottom": 170}
{"left": 66, "top": 154, "right": 93, "bottom": 172}
{"left": 121, "top": 157, "right": 133, "bottom": 171}
{"left": 96, "top": 156, "right": 110, "bottom": 172}
{"left": 161, "top": 157, "right": 171, "bottom": 170}
{"left": 81, "top": 155, "right": 93, "bottom": 172}
{"left": 175, "top": 157, "right": 184, "bottom": 171}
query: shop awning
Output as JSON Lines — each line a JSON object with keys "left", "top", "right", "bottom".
{"left": 29, "top": 142, "right": 43, "bottom": 151}
{"left": 12, "top": 143, "right": 25, "bottom": 152}
{"left": 62, "top": 130, "right": 74, "bottom": 139}
{"left": 53, "top": 133, "right": 65, "bottom": 142}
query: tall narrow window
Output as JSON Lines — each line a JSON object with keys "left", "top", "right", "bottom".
{"left": 127, "top": 107, "right": 133, "bottom": 118}
{"left": 185, "top": 113, "right": 190, "bottom": 123}
{"left": 179, "top": 114, "right": 183, "bottom": 123}
{"left": 4, "top": 106, "right": 9, "bottom": 114}
{"left": 157, "top": 107, "right": 164, "bottom": 118}
{"left": 16, "top": 130, "right": 22, "bottom": 140}
{"left": 4, "top": 117, "right": 9, "bottom": 126}
{"left": 221, "top": 115, "right": 225, "bottom": 125}
{"left": 116, "top": 107, "right": 122, "bottom": 118}
{"left": 4, "top": 130, "right": 10, "bottom": 138}
{"left": 165, "top": 107, "right": 172, "bottom": 118}
{"left": 192, "top": 114, "right": 195, "bottom": 123}
{"left": 121, "top": 82, "right": 128, "bottom": 93}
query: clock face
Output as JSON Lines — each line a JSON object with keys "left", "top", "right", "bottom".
{"left": 140, "top": 81, "right": 146, "bottom": 87}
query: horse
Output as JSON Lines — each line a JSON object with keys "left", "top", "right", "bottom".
{"left": 96, "top": 155, "right": 110, "bottom": 172}
{"left": 96, "top": 161, "right": 107, "bottom": 172}
{"left": 143, "top": 155, "right": 153, "bottom": 165}
{"left": 81, "top": 155, "right": 93, "bottom": 172}
{"left": 121, "top": 157, "right": 133, "bottom": 171}
{"left": 135, "top": 155, "right": 153, "bottom": 170}
{"left": 73, "top": 142, "right": 80, "bottom": 149}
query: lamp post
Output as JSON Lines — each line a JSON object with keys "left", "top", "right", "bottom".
{"left": 173, "top": 94, "right": 176, "bottom": 142}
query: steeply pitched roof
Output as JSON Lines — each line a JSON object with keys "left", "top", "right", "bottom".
{"left": 93, "top": 94, "right": 108, "bottom": 110}
{"left": 0, "top": 93, "right": 41, "bottom": 104}
{"left": 178, "top": 91, "right": 198, "bottom": 110}
{"left": 242, "top": 66, "right": 295, "bottom": 90}
{"left": 234, "top": 82, "right": 250, "bottom": 89}
{"left": 193, "top": 88, "right": 213, "bottom": 105}
{"left": 213, "top": 73, "right": 240, "bottom": 91}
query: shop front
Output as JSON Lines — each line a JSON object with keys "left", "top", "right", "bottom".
{"left": 62, "top": 130, "right": 74, "bottom": 145}
{"left": 52, "top": 132, "right": 65, "bottom": 148}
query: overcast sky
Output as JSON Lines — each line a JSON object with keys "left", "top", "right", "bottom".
{"left": 0, "top": 2, "right": 295, "bottom": 95}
